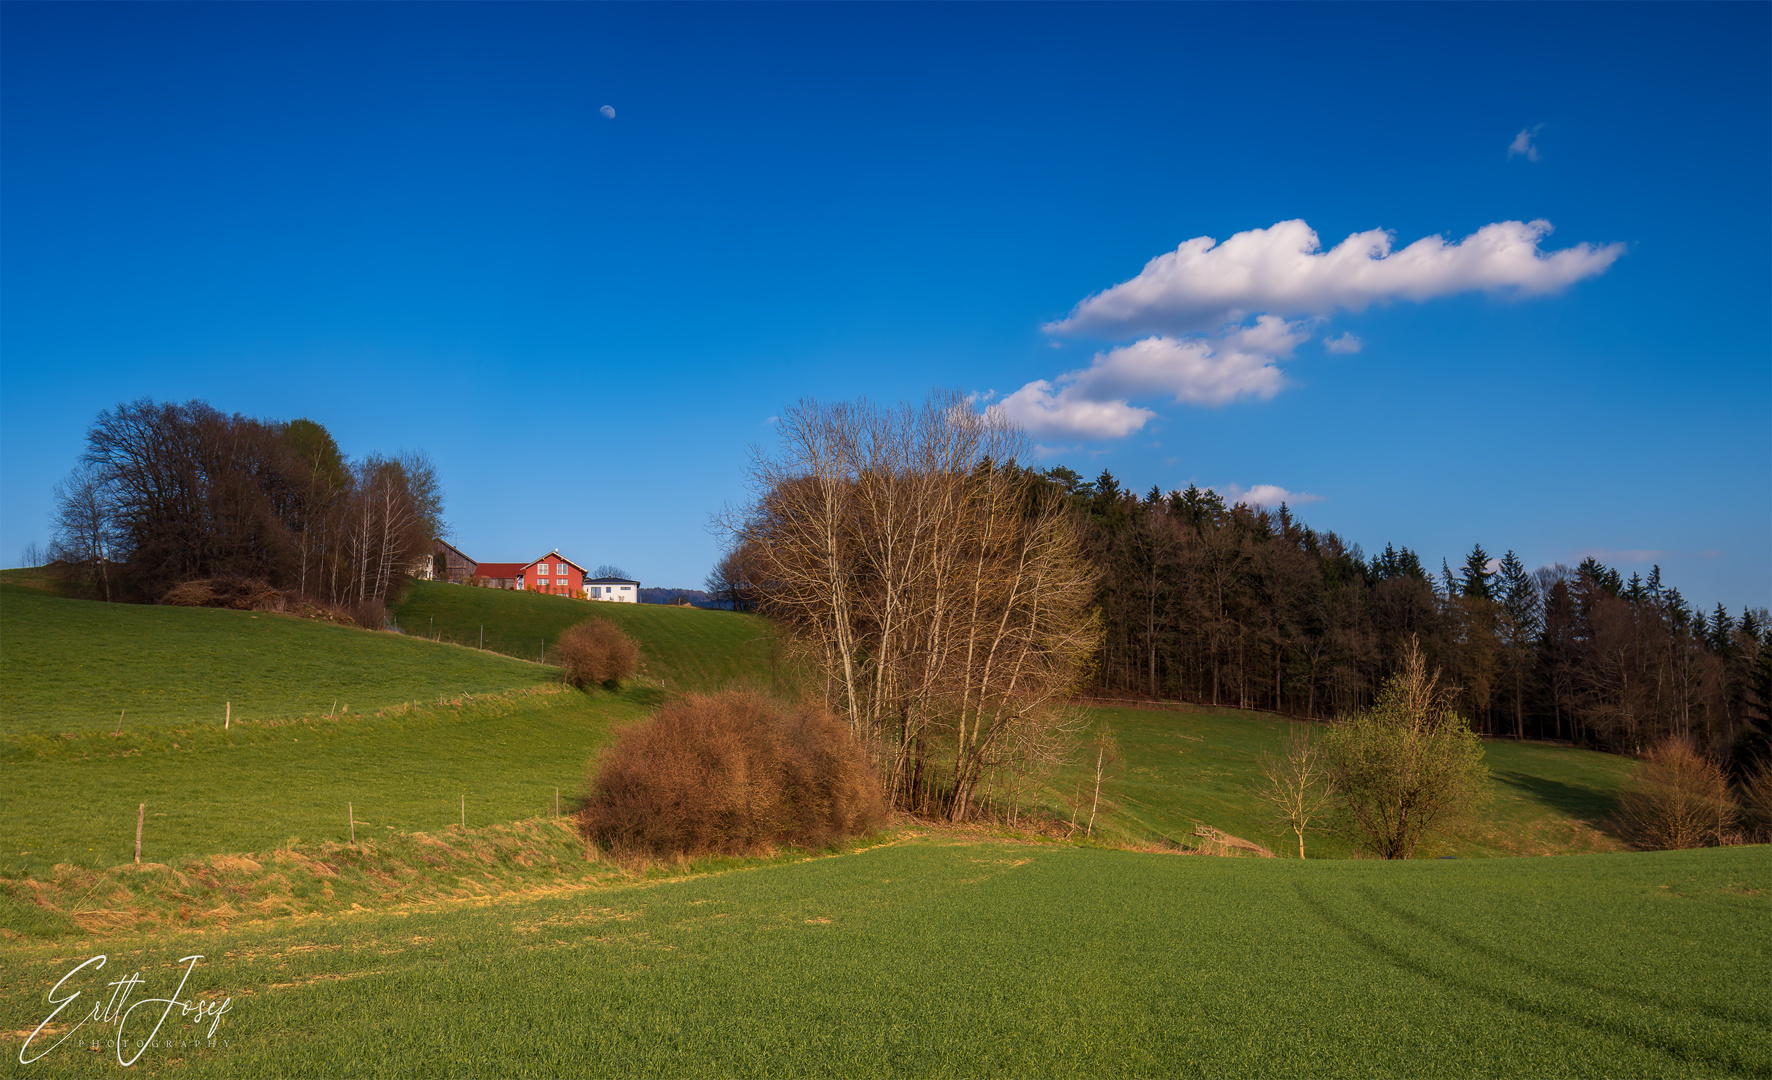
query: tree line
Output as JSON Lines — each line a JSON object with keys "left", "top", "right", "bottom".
{"left": 1053, "top": 466, "right": 1770, "bottom": 768}
{"left": 49, "top": 398, "right": 443, "bottom": 622}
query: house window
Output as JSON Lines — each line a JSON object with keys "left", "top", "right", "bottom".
{"left": 538, "top": 564, "right": 549, "bottom": 575}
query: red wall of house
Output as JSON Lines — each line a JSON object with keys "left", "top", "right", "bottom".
{"left": 521, "top": 557, "right": 583, "bottom": 596}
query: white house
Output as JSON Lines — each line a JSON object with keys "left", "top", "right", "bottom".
{"left": 585, "top": 576, "right": 640, "bottom": 602}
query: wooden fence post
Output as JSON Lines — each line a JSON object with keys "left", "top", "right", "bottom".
{"left": 349, "top": 801, "right": 355, "bottom": 844}
{"left": 225, "top": 701, "right": 231, "bottom": 730}
{"left": 135, "top": 803, "right": 144, "bottom": 864}
{"left": 115, "top": 709, "right": 125, "bottom": 735}
{"left": 460, "top": 793, "right": 465, "bottom": 829}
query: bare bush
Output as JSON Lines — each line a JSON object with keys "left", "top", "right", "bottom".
{"left": 556, "top": 618, "right": 640, "bottom": 688}
{"left": 161, "top": 577, "right": 286, "bottom": 612}
{"left": 1615, "top": 737, "right": 1738, "bottom": 850}
{"left": 1737, "top": 758, "right": 1772, "bottom": 843}
{"left": 578, "top": 690, "right": 886, "bottom": 859}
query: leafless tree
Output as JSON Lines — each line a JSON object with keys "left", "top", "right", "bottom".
{"left": 1254, "top": 726, "right": 1335, "bottom": 858}
{"left": 727, "top": 391, "right": 1101, "bottom": 820}
{"left": 61, "top": 398, "right": 442, "bottom": 612}
{"left": 49, "top": 462, "right": 118, "bottom": 599}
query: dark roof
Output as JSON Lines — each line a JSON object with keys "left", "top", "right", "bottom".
{"left": 473, "top": 562, "right": 526, "bottom": 579}
{"left": 587, "top": 577, "right": 640, "bottom": 585}
{"left": 433, "top": 539, "right": 474, "bottom": 563}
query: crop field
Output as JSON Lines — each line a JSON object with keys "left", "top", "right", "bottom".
{"left": 1, "top": 839, "right": 1765, "bottom": 1078}
{"left": 390, "top": 581, "right": 787, "bottom": 694}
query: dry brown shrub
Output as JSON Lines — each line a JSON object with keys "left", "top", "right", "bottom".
{"left": 1737, "top": 758, "right": 1772, "bottom": 843}
{"left": 348, "top": 598, "right": 386, "bottom": 630}
{"left": 555, "top": 618, "right": 640, "bottom": 688}
{"left": 578, "top": 690, "right": 886, "bottom": 859}
{"left": 161, "top": 577, "right": 286, "bottom": 612}
{"left": 1615, "top": 737, "right": 1738, "bottom": 850}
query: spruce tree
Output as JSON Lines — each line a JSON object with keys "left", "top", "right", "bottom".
{"left": 1460, "top": 544, "right": 1495, "bottom": 600}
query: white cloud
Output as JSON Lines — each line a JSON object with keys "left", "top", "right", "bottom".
{"left": 1508, "top": 124, "right": 1543, "bottom": 161}
{"left": 991, "top": 217, "right": 1622, "bottom": 441}
{"left": 1216, "top": 483, "right": 1323, "bottom": 509}
{"left": 989, "top": 315, "right": 1308, "bottom": 438}
{"left": 990, "top": 380, "right": 1157, "bottom": 440}
{"left": 1045, "top": 219, "right": 1621, "bottom": 339}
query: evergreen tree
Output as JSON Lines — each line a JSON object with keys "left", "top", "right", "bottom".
{"left": 1496, "top": 550, "right": 1539, "bottom": 739}
{"left": 1460, "top": 545, "right": 1494, "bottom": 600}
{"left": 1711, "top": 604, "right": 1737, "bottom": 653}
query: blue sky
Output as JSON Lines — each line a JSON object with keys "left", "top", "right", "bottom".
{"left": 3, "top": 2, "right": 1767, "bottom": 607}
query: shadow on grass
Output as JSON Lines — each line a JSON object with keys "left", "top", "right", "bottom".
{"left": 1493, "top": 771, "right": 1619, "bottom": 826}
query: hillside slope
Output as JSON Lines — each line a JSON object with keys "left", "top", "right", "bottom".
{"left": 0, "top": 585, "right": 553, "bottom": 736}
{"left": 391, "top": 580, "right": 788, "bottom": 693}
{"left": 1053, "top": 703, "right": 1637, "bottom": 858}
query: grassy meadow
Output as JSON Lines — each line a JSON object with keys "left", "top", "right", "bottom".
{"left": 3, "top": 579, "right": 1647, "bottom": 877}
{"left": 0, "top": 583, "right": 555, "bottom": 736}
{"left": 1, "top": 840, "right": 1764, "bottom": 1078}
{"left": 1068, "top": 704, "right": 1636, "bottom": 859}
{"left": 4, "top": 578, "right": 1766, "bottom": 1076}
{"left": 390, "top": 580, "right": 786, "bottom": 694}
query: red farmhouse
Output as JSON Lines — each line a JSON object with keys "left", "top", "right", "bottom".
{"left": 518, "top": 551, "right": 587, "bottom": 597}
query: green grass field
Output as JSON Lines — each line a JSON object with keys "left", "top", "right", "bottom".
{"left": 3, "top": 577, "right": 1766, "bottom": 1076}
{"left": 0, "top": 581, "right": 772, "bottom": 875}
{"left": 0, "top": 584, "right": 555, "bottom": 736}
{"left": 1, "top": 840, "right": 1764, "bottom": 1077}
{"left": 4, "top": 581, "right": 1647, "bottom": 878}
{"left": 390, "top": 580, "right": 787, "bottom": 694}
{"left": 0, "top": 689, "right": 654, "bottom": 877}
{"left": 1068, "top": 704, "right": 1637, "bottom": 859}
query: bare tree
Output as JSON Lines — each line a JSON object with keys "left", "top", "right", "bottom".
{"left": 63, "top": 399, "right": 443, "bottom": 612}
{"left": 1084, "top": 725, "right": 1123, "bottom": 837}
{"left": 593, "top": 564, "right": 631, "bottom": 580}
{"left": 1254, "top": 726, "right": 1335, "bottom": 858}
{"left": 49, "top": 462, "right": 118, "bottom": 599}
{"left": 728, "top": 391, "right": 1101, "bottom": 819}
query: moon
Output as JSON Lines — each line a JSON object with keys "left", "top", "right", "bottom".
{"left": 599, "top": 105, "right": 615, "bottom": 120}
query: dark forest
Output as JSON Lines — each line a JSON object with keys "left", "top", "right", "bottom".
{"left": 1049, "top": 465, "right": 1770, "bottom": 768}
